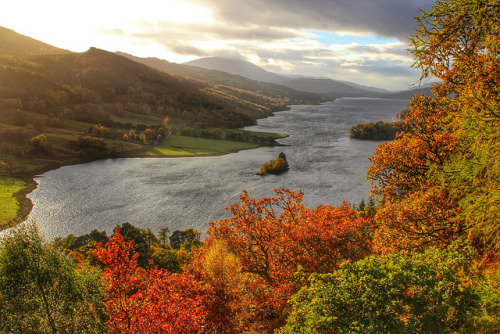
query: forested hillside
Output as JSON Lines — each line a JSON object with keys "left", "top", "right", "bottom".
{"left": 117, "top": 52, "right": 324, "bottom": 104}
{"left": 0, "top": 32, "right": 310, "bottom": 226}
{"left": 0, "top": 46, "right": 300, "bottom": 170}
{"left": 0, "top": 47, "right": 292, "bottom": 129}
{"left": 0, "top": 0, "right": 499, "bottom": 333}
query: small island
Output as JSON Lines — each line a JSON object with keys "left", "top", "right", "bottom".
{"left": 349, "top": 120, "right": 402, "bottom": 140}
{"left": 258, "top": 152, "right": 289, "bottom": 175}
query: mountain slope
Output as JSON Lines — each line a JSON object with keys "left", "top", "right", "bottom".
{"left": 117, "top": 52, "right": 324, "bottom": 104}
{"left": 0, "top": 26, "right": 70, "bottom": 55}
{"left": 0, "top": 47, "right": 292, "bottom": 128}
{"left": 185, "top": 56, "right": 390, "bottom": 98}
{"left": 184, "top": 57, "right": 288, "bottom": 83}
{"left": 278, "top": 77, "right": 385, "bottom": 98}
{"left": 384, "top": 86, "right": 433, "bottom": 99}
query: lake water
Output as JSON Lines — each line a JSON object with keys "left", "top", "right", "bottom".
{"left": 27, "top": 98, "right": 409, "bottom": 239}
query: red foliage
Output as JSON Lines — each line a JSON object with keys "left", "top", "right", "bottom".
{"left": 94, "top": 230, "right": 206, "bottom": 333}
{"left": 208, "top": 189, "right": 373, "bottom": 309}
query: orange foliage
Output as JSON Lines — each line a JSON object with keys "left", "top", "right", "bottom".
{"left": 367, "top": 93, "right": 465, "bottom": 252}
{"left": 208, "top": 189, "right": 373, "bottom": 310}
{"left": 94, "top": 230, "right": 206, "bottom": 333}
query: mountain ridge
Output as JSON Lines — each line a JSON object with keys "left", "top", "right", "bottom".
{"left": 184, "top": 56, "right": 396, "bottom": 98}
{"left": 0, "top": 26, "right": 70, "bottom": 55}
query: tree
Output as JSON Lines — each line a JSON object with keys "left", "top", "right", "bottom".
{"left": 152, "top": 248, "right": 181, "bottom": 273}
{"left": 410, "top": 0, "right": 500, "bottom": 250}
{"left": 169, "top": 228, "right": 202, "bottom": 250}
{"left": 259, "top": 153, "right": 289, "bottom": 175}
{"left": 366, "top": 0, "right": 500, "bottom": 252}
{"left": 30, "top": 134, "right": 53, "bottom": 155}
{"left": 94, "top": 230, "right": 206, "bottom": 333}
{"left": 279, "top": 246, "right": 481, "bottom": 334}
{"left": 209, "top": 189, "right": 373, "bottom": 310}
{"left": 158, "top": 226, "right": 170, "bottom": 247}
{"left": 0, "top": 223, "right": 106, "bottom": 333}
{"left": 188, "top": 240, "right": 251, "bottom": 333}
{"left": 128, "top": 130, "right": 137, "bottom": 141}
{"left": 214, "top": 127, "right": 224, "bottom": 139}
{"left": 115, "top": 222, "right": 150, "bottom": 267}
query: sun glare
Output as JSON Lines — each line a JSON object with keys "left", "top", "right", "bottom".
{"left": 1, "top": 0, "right": 212, "bottom": 55}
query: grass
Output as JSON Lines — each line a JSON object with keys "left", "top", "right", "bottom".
{"left": 0, "top": 176, "right": 26, "bottom": 226}
{"left": 136, "top": 135, "right": 261, "bottom": 157}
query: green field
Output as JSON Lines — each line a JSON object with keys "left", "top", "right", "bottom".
{"left": 136, "top": 135, "right": 261, "bottom": 157}
{"left": 0, "top": 176, "right": 25, "bottom": 226}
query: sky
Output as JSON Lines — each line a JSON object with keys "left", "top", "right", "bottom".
{"left": 1, "top": 0, "right": 434, "bottom": 91}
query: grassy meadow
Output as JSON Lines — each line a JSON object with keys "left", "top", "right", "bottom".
{"left": 0, "top": 176, "right": 25, "bottom": 227}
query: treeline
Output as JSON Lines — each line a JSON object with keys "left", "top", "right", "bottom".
{"left": 180, "top": 126, "right": 278, "bottom": 145}
{"left": 349, "top": 120, "right": 402, "bottom": 140}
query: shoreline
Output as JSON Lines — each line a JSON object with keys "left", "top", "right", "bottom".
{"left": 3, "top": 138, "right": 287, "bottom": 231}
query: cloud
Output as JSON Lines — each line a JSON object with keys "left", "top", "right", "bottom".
{"left": 164, "top": 41, "right": 209, "bottom": 57}
{"left": 2, "top": 0, "right": 433, "bottom": 90}
{"left": 187, "top": 0, "right": 432, "bottom": 41}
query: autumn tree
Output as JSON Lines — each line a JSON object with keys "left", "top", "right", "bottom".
{"left": 409, "top": 0, "right": 500, "bottom": 250}
{"left": 94, "top": 230, "right": 206, "bottom": 333}
{"left": 368, "top": 0, "right": 500, "bottom": 252}
{"left": 209, "top": 189, "right": 373, "bottom": 312}
{"left": 188, "top": 240, "right": 252, "bottom": 333}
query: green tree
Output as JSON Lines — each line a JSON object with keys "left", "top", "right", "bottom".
{"left": 280, "top": 246, "right": 480, "bottom": 334}
{"left": 30, "top": 134, "right": 53, "bottom": 155}
{"left": 152, "top": 248, "right": 181, "bottom": 273}
{"left": 158, "top": 226, "right": 170, "bottom": 248}
{"left": 0, "top": 223, "right": 106, "bottom": 333}
{"left": 169, "top": 228, "right": 202, "bottom": 250}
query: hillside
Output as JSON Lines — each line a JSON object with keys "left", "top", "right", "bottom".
{"left": 184, "top": 56, "right": 390, "bottom": 97}
{"left": 384, "top": 85, "right": 433, "bottom": 99}
{"left": 0, "top": 26, "right": 70, "bottom": 55}
{"left": 0, "top": 27, "right": 313, "bottom": 227}
{"left": 1, "top": 49, "right": 289, "bottom": 132}
{"left": 184, "top": 56, "right": 288, "bottom": 83}
{"left": 278, "top": 77, "right": 385, "bottom": 98}
{"left": 116, "top": 52, "right": 324, "bottom": 104}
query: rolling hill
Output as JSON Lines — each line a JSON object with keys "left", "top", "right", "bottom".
{"left": 184, "top": 57, "right": 288, "bottom": 83}
{"left": 116, "top": 52, "right": 325, "bottom": 104}
{"left": 184, "top": 56, "right": 393, "bottom": 98}
{"left": 0, "top": 27, "right": 316, "bottom": 180}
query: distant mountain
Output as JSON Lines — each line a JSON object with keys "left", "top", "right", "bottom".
{"left": 277, "top": 77, "right": 385, "bottom": 98}
{"left": 117, "top": 52, "right": 324, "bottom": 104}
{"left": 336, "top": 80, "right": 390, "bottom": 94}
{"left": 0, "top": 26, "right": 70, "bottom": 55}
{"left": 184, "top": 57, "right": 289, "bottom": 83}
{"left": 185, "top": 57, "right": 392, "bottom": 98}
{"left": 385, "top": 85, "right": 433, "bottom": 99}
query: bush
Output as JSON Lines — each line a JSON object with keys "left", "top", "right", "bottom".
{"left": 280, "top": 246, "right": 481, "bottom": 334}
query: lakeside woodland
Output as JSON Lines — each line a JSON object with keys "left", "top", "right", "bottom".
{"left": 0, "top": 33, "right": 321, "bottom": 228}
{"left": 1, "top": 0, "right": 500, "bottom": 333}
